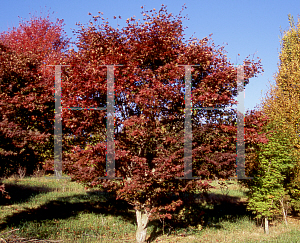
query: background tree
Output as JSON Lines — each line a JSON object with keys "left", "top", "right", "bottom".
{"left": 0, "top": 13, "right": 70, "bottom": 177}
{"left": 255, "top": 14, "right": 300, "bottom": 216}
{"left": 246, "top": 117, "right": 297, "bottom": 234}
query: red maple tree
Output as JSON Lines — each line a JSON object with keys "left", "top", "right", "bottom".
{"left": 0, "top": 13, "right": 69, "bottom": 177}
{"left": 52, "top": 5, "right": 269, "bottom": 242}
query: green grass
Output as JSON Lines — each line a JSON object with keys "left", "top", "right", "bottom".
{"left": 0, "top": 175, "right": 300, "bottom": 242}
{"left": 0, "top": 175, "right": 137, "bottom": 242}
{"left": 208, "top": 179, "right": 249, "bottom": 197}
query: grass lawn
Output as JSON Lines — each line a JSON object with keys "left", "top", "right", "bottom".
{"left": 0, "top": 174, "right": 300, "bottom": 242}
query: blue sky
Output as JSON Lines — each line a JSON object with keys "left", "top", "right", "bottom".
{"left": 1, "top": 0, "right": 299, "bottom": 113}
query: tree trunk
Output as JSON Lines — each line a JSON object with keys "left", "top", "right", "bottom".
{"left": 280, "top": 198, "right": 288, "bottom": 226}
{"left": 136, "top": 209, "right": 149, "bottom": 243}
{"left": 264, "top": 217, "right": 269, "bottom": 234}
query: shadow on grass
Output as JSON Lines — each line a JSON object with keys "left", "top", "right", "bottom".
{"left": 0, "top": 183, "right": 253, "bottom": 243}
{"left": 147, "top": 192, "right": 253, "bottom": 242}
{"left": 0, "top": 182, "right": 54, "bottom": 206}
{"left": 0, "top": 184, "right": 136, "bottom": 233}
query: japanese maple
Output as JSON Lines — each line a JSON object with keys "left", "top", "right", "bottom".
{"left": 42, "top": 5, "right": 267, "bottom": 242}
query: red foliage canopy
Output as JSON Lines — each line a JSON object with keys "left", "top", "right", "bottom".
{"left": 0, "top": 14, "right": 69, "bottom": 176}
{"left": 54, "top": 6, "right": 269, "bottom": 222}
